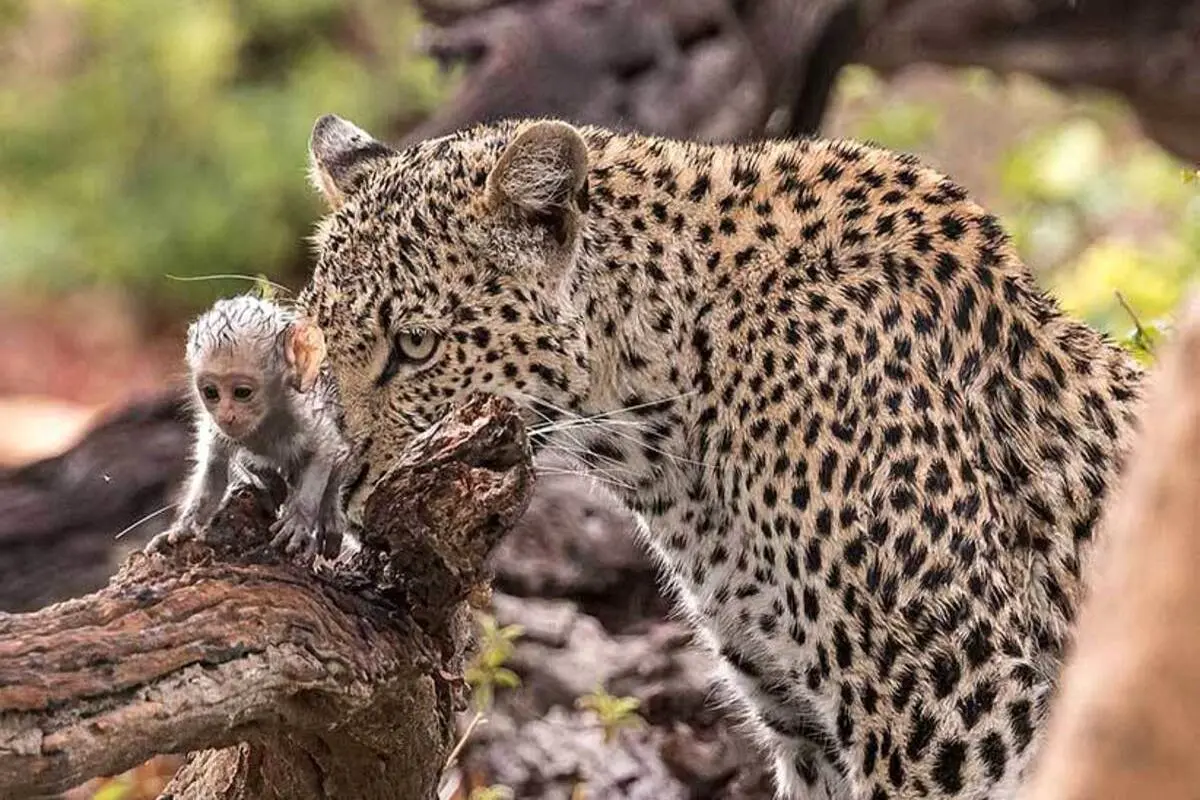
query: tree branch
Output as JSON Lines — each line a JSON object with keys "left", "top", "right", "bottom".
{"left": 0, "top": 394, "right": 534, "bottom": 800}
{"left": 405, "top": 0, "right": 855, "bottom": 145}
{"left": 861, "top": 0, "right": 1200, "bottom": 164}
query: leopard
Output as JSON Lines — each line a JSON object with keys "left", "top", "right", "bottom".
{"left": 297, "top": 113, "right": 1144, "bottom": 799}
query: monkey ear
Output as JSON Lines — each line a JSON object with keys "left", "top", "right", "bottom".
{"left": 285, "top": 320, "right": 328, "bottom": 394}
{"left": 308, "top": 114, "right": 397, "bottom": 209}
{"left": 486, "top": 120, "right": 590, "bottom": 247}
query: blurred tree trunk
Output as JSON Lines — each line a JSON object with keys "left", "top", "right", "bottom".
{"left": 862, "top": 0, "right": 1200, "bottom": 165}
{"left": 1020, "top": 294, "right": 1200, "bottom": 800}
{"left": 407, "top": 0, "right": 864, "bottom": 144}
{"left": 0, "top": 392, "right": 191, "bottom": 613}
{"left": 412, "top": 0, "right": 1200, "bottom": 163}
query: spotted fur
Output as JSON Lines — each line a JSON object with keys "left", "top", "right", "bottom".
{"left": 299, "top": 116, "right": 1144, "bottom": 799}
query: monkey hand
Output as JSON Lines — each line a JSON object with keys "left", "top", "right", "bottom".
{"left": 270, "top": 503, "right": 320, "bottom": 558}
{"left": 143, "top": 512, "right": 208, "bottom": 554}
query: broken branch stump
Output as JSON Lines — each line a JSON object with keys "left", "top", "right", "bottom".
{"left": 0, "top": 394, "right": 534, "bottom": 800}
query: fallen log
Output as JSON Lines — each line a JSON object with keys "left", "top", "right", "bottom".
{"left": 0, "top": 391, "right": 192, "bottom": 613}
{"left": 0, "top": 394, "right": 534, "bottom": 800}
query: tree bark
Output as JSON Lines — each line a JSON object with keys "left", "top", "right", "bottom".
{"left": 1019, "top": 293, "right": 1200, "bottom": 800}
{"left": 0, "top": 394, "right": 533, "bottom": 800}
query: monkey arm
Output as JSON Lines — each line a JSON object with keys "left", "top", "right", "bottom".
{"left": 316, "top": 455, "right": 351, "bottom": 559}
{"left": 145, "top": 431, "right": 234, "bottom": 554}
{"left": 270, "top": 450, "right": 337, "bottom": 557}
{"left": 145, "top": 428, "right": 234, "bottom": 555}
{"left": 179, "top": 432, "right": 235, "bottom": 527}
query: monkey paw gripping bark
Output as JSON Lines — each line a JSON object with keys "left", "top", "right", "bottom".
{"left": 0, "top": 394, "right": 533, "bottom": 800}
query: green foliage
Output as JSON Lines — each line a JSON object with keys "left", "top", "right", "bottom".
{"left": 576, "top": 684, "right": 645, "bottom": 744}
{"left": 839, "top": 66, "right": 942, "bottom": 152}
{"left": 996, "top": 116, "right": 1200, "bottom": 339}
{"left": 464, "top": 615, "right": 523, "bottom": 711}
{"left": 469, "top": 786, "right": 515, "bottom": 800}
{"left": 1113, "top": 293, "right": 1168, "bottom": 366}
{"left": 0, "top": 0, "right": 444, "bottom": 310}
{"left": 92, "top": 777, "right": 133, "bottom": 800}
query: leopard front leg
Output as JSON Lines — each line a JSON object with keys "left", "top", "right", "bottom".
{"left": 715, "top": 646, "right": 852, "bottom": 799}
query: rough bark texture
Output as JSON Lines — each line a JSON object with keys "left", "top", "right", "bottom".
{"left": 412, "top": 0, "right": 1200, "bottom": 162}
{"left": 0, "top": 395, "right": 533, "bottom": 800}
{"left": 1019, "top": 294, "right": 1200, "bottom": 800}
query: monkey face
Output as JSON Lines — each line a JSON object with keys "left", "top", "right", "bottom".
{"left": 194, "top": 358, "right": 269, "bottom": 441}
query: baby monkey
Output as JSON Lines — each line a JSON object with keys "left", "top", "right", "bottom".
{"left": 147, "top": 294, "right": 350, "bottom": 559}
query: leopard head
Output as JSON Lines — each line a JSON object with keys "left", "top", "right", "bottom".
{"left": 300, "top": 114, "right": 594, "bottom": 518}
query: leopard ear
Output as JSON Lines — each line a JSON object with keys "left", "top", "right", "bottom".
{"left": 487, "top": 120, "right": 590, "bottom": 247}
{"left": 308, "top": 114, "right": 396, "bottom": 209}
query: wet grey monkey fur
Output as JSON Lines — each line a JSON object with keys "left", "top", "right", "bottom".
{"left": 146, "top": 294, "right": 351, "bottom": 559}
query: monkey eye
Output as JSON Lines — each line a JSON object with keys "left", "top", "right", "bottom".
{"left": 200, "top": 385, "right": 219, "bottom": 402}
{"left": 232, "top": 385, "right": 255, "bottom": 401}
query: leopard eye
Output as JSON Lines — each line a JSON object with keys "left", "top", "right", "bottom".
{"left": 397, "top": 330, "right": 438, "bottom": 362}
{"left": 375, "top": 328, "right": 441, "bottom": 388}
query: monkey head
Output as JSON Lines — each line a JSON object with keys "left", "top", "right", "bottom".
{"left": 186, "top": 295, "right": 328, "bottom": 441}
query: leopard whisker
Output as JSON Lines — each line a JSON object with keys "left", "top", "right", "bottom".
{"left": 534, "top": 466, "right": 636, "bottom": 493}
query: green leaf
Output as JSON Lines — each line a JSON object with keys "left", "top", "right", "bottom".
{"left": 499, "top": 623, "right": 525, "bottom": 641}
{"left": 93, "top": 779, "right": 133, "bottom": 800}
{"left": 492, "top": 667, "right": 521, "bottom": 689}
{"left": 470, "top": 786, "right": 515, "bottom": 800}
{"left": 473, "top": 683, "right": 494, "bottom": 711}
{"left": 254, "top": 273, "right": 277, "bottom": 301}
{"left": 612, "top": 697, "right": 642, "bottom": 716}
{"left": 1050, "top": 241, "right": 1186, "bottom": 335}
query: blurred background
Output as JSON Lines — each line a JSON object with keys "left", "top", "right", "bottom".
{"left": 1, "top": 0, "right": 1197, "bottom": 460}
{"left": 1, "top": 0, "right": 1198, "bottom": 798}
{"left": 0, "top": 0, "right": 447, "bottom": 463}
